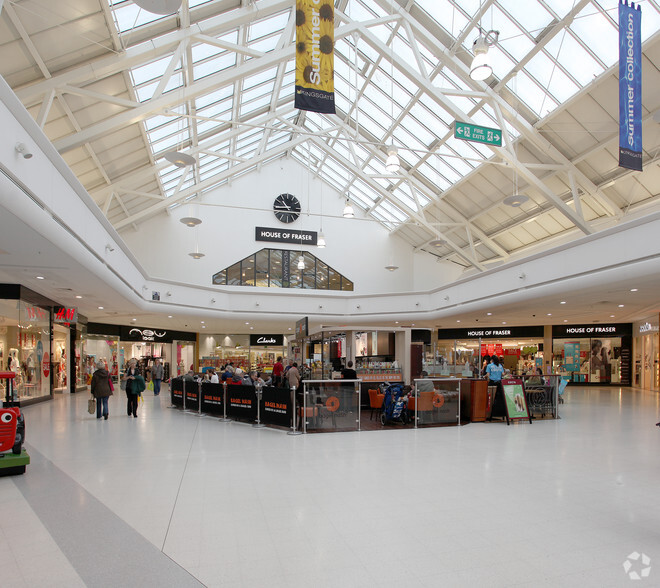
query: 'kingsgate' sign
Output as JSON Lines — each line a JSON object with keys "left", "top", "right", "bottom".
{"left": 249, "top": 334, "right": 284, "bottom": 346}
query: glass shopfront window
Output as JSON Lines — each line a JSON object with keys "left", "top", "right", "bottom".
{"left": 86, "top": 335, "right": 120, "bottom": 383}
{"left": 0, "top": 298, "right": 52, "bottom": 403}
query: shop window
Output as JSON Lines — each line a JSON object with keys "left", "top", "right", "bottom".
{"left": 212, "top": 249, "right": 353, "bottom": 291}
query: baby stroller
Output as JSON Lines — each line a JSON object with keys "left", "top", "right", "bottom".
{"left": 380, "top": 384, "right": 408, "bottom": 426}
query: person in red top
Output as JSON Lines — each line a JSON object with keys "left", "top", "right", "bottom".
{"left": 272, "top": 357, "right": 284, "bottom": 387}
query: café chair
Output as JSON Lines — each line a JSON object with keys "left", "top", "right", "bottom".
{"left": 368, "top": 388, "right": 384, "bottom": 420}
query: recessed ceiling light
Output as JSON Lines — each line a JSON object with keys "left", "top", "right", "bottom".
{"left": 502, "top": 321, "right": 506, "bottom": 325}
{"left": 411, "top": 323, "right": 415, "bottom": 326}
{"left": 610, "top": 315, "right": 615, "bottom": 318}
{"left": 131, "top": 318, "right": 137, "bottom": 322}
{"left": 630, "top": 288, "right": 638, "bottom": 292}
{"left": 486, "top": 312, "right": 492, "bottom": 316}
{"left": 36, "top": 276, "right": 44, "bottom": 280}
{"left": 168, "top": 315, "right": 173, "bottom": 318}
{"left": 395, "top": 321, "right": 399, "bottom": 324}
{"left": 547, "top": 313, "right": 552, "bottom": 316}
{"left": 564, "top": 319, "right": 568, "bottom": 322}
{"left": 618, "top": 304, "right": 624, "bottom": 308}
{"left": 250, "top": 326, "right": 253, "bottom": 330}
{"left": 560, "top": 301, "right": 566, "bottom": 304}
{"left": 98, "top": 306, "right": 104, "bottom": 310}
{"left": 202, "top": 326, "right": 206, "bottom": 329}
{"left": 245, "top": 322, "right": 250, "bottom": 325}
{"left": 201, "top": 321, "right": 205, "bottom": 324}
{"left": 75, "top": 295, "right": 82, "bottom": 299}
{"left": 288, "top": 327, "right": 292, "bottom": 330}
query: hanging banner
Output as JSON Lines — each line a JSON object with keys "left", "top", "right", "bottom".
{"left": 295, "top": 0, "right": 336, "bottom": 114}
{"left": 618, "top": 1, "right": 642, "bottom": 171}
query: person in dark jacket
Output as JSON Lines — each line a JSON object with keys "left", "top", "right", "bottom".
{"left": 122, "top": 359, "right": 144, "bottom": 418}
{"left": 91, "top": 360, "right": 113, "bottom": 420}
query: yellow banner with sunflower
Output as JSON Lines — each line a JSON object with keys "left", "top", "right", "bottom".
{"left": 295, "top": 0, "right": 335, "bottom": 114}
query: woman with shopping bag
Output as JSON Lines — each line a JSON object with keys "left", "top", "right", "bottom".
{"left": 91, "top": 360, "right": 113, "bottom": 420}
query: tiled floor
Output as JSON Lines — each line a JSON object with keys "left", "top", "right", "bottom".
{"left": 1, "top": 385, "right": 660, "bottom": 587}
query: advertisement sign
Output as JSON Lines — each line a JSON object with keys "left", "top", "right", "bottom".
{"left": 619, "top": 0, "right": 643, "bottom": 171}
{"left": 563, "top": 342, "right": 581, "bottom": 372}
{"left": 171, "top": 377, "right": 183, "bottom": 406}
{"left": 201, "top": 382, "right": 223, "bottom": 415}
{"left": 183, "top": 379, "right": 199, "bottom": 411}
{"left": 227, "top": 385, "right": 257, "bottom": 420}
{"left": 295, "top": 317, "right": 308, "bottom": 338}
{"left": 255, "top": 227, "right": 318, "bottom": 246}
{"left": 295, "top": 0, "right": 335, "bottom": 114}
{"left": 501, "top": 378, "right": 531, "bottom": 422}
{"left": 261, "top": 386, "right": 292, "bottom": 427}
{"left": 250, "top": 334, "right": 284, "bottom": 346}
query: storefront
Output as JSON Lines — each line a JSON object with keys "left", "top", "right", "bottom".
{"left": 0, "top": 285, "right": 54, "bottom": 405}
{"left": 248, "top": 334, "right": 286, "bottom": 375}
{"left": 435, "top": 326, "right": 545, "bottom": 377}
{"left": 552, "top": 323, "right": 632, "bottom": 385}
{"left": 52, "top": 305, "right": 88, "bottom": 393}
{"left": 633, "top": 317, "right": 659, "bottom": 391}
{"left": 87, "top": 323, "right": 197, "bottom": 381}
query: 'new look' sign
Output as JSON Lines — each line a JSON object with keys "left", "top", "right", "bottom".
{"left": 256, "top": 226, "right": 317, "bottom": 246}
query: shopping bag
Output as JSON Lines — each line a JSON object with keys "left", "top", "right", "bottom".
{"left": 88, "top": 397, "right": 96, "bottom": 414}
{"left": 147, "top": 380, "right": 154, "bottom": 391}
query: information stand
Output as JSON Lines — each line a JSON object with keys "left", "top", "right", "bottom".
{"left": 501, "top": 378, "right": 532, "bottom": 425}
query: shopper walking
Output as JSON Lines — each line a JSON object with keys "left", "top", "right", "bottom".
{"left": 122, "top": 359, "right": 145, "bottom": 418}
{"left": 486, "top": 356, "right": 505, "bottom": 420}
{"left": 152, "top": 358, "right": 164, "bottom": 395}
{"left": 91, "top": 360, "right": 113, "bottom": 420}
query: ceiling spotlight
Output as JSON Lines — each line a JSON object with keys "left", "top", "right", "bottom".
{"left": 503, "top": 194, "right": 530, "bottom": 207}
{"left": 610, "top": 315, "right": 615, "bottom": 318}
{"left": 133, "top": 0, "right": 182, "bottom": 15}
{"left": 560, "top": 301, "right": 566, "bottom": 304}
{"left": 630, "top": 288, "right": 638, "bottom": 292}
{"left": 15, "top": 142, "right": 33, "bottom": 159}
{"left": 385, "top": 145, "right": 400, "bottom": 173}
{"left": 343, "top": 197, "right": 355, "bottom": 218}
{"left": 317, "top": 231, "right": 326, "bottom": 248}
{"left": 486, "top": 312, "right": 492, "bottom": 316}
{"left": 297, "top": 255, "right": 305, "bottom": 270}
{"left": 75, "top": 295, "right": 82, "bottom": 299}
{"left": 384, "top": 265, "right": 399, "bottom": 272}
{"left": 180, "top": 217, "right": 202, "bottom": 227}
{"left": 618, "top": 304, "right": 624, "bottom": 308}
{"left": 189, "top": 252, "right": 205, "bottom": 259}
{"left": 98, "top": 306, "right": 104, "bottom": 310}
{"left": 163, "top": 151, "right": 196, "bottom": 168}
{"left": 168, "top": 315, "right": 173, "bottom": 318}
{"left": 105, "top": 244, "right": 115, "bottom": 252}
{"left": 132, "top": 318, "right": 137, "bottom": 322}
{"left": 470, "top": 30, "right": 499, "bottom": 81}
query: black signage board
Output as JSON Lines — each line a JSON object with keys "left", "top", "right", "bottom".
{"left": 201, "top": 382, "right": 224, "bottom": 415}
{"left": 120, "top": 325, "right": 196, "bottom": 343}
{"left": 551, "top": 323, "right": 632, "bottom": 338}
{"left": 412, "top": 329, "right": 432, "bottom": 344}
{"left": 183, "top": 379, "right": 200, "bottom": 411}
{"left": 438, "top": 326, "right": 544, "bottom": 340}
{"left": 226, "top": 385, "right": 257, "bottom": 421}
{"left": 261, "top": 386, "right": 292, "bottom": 427}
{"left": 250, "top": 334, "right": 284, "bottom": 346}
{"left": 295, "top": 317, "right": 308, "bottom": 338}
{"left": 171, "top": 377, "right": 183, "bottom": 407}
{"left": 255, "top": 226, "right": 317, "bottom": 246}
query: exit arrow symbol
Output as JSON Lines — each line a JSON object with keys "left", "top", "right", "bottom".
{"left": 494, "top": 133, "right": 500, "bottom": 141}
{"left": 456, "top": 127, "right": 463, "bottom": 135}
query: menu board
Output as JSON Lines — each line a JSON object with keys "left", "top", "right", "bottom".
{"left": 501, "top": 378, "right": 531, "bottom": 422}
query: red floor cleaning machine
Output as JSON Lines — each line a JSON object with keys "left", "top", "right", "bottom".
{"left": 0, "top": 372, "right": 29, "bottom": 476}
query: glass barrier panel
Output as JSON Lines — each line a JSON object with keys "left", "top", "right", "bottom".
{"left": 302, "top": 380, "right": 360, "bottom": 432}
{"left": 412, "top": 378, "right": 461, "bottom": 427}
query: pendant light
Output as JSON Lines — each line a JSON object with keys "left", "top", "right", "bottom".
{"left": 164, "top": 151, "right": 196, "bottom": 168}
{"left": 180, "top": 216, "right": 201, "bottom": 227}
{"left": 469, "top": 19, "right": 499, "bottom": 82}
{"left": 133, "top": 0, "right": 182, "bottom": 15}
{"left": 297, "top": 255, "right": 305, "bottom": 270}
{"left": 188, "top": 225, "right": 205, "bottom": 259}
{"left": 317, "top": 231, "right": 326, "bottom": 248}
{"left": 385, "top": 145, "right": 400, "bottom": 173}
{"left": 384, "top": 264, "right": 399, "bottom": 272}
{"left": 343, "top": 197, "right": 355, "bottom": 218}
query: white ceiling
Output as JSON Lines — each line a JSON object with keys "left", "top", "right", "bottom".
{"left": 0, "top": 0, "right": 659, "bottom": 334}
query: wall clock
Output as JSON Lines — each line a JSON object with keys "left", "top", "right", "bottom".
{"left": 273, "top": 193, "right": 301, "bottom": 223}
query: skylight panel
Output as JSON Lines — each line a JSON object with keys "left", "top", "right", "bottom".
{"left": 416, "top": 0, "right": 469, "bottom": 38}
{"left": 194, "top": 53, "right": 237, "bottom": 80}
{"left": 498, "top": 0, "right": 554, "bottom": 35}
{"left": 418, "top": 161, "right": 452, "bottom": 191}
{"left": 401, "top": 115, "right": 436, "bottom": 147}
{"left": 240, "top": 95, "right": 272, "bottom": 117}
{"left": 377, "top": 199, "right": 407, "bottom": 223}
{"left": 429, "top": 154, "right": 462, "bottom": 184}
{"left": 131, "top": 55, "right": 173, "bottom": 86}
{"left": 370, "top": 209, "right": 396, "bottom": 230}
{"left": 569, "top": 5, "right": 618, "bottom": 67}
{"left": 110, "top": 1, "right": 164, "bottom": 34}
{"left": 248, "top": 11, "right": 290, "bottom": 42}
{"left": 507, "top": 70, "right": 555, "bottom": 118}
{"left": 544, "top": 32, "right": 604, "bottom": 86}
{"left": 525, "top": 50, "right": 579, "bottom": 103}
{"left": 390, "top": 186, "right": 418, "bottom": 213}
{"left": 196, "top": 87, "right": 233, "bottom": 110}
{"left": 248, "top": 36, "right": 281, "bottom": 54}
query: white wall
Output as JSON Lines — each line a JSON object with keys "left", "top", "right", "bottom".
{"left": 120, "top": 157, "right": 460, "bottom": 295}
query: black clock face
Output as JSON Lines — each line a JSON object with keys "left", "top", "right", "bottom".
{"left": 273, "top": 193, "right": 301, "bottom": 223}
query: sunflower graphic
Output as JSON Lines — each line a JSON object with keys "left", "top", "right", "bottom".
{"left": 296, "top": 0, "right": 334, "bottom": 94}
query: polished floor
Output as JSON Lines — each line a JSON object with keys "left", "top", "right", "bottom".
{"left": 1, "top": 385, "right": 660, "bottom": 587}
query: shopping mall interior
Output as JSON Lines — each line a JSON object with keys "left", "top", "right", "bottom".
{"left": 0, "top": 0, "right": 659, "bottom": 585}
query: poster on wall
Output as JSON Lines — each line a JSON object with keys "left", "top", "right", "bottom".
{"left": 564, "top": 342, "right": 580, "bottom": 372}
{"left": 295, "top": 0, "right": 336, "bottom": 114}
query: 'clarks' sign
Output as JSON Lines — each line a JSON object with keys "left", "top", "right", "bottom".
{"left": 250, "top": 334, "right": 284, "bottom": 346}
